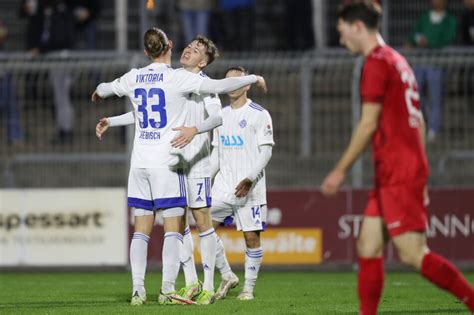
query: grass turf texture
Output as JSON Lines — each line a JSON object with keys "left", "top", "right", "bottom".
{"left": 1, "top": 271, "right": 473, "bottom": 314}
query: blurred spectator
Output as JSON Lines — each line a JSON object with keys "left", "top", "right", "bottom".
{"left": 407, "top": 0, "right": 457, "bottom": 142}
{"left": 461, "top": 0, "right": 474, "bottom": 114}
{"left": 461, "top": 0, "right": 474, "bottom": 45}
{"left": 218, "top": 0, "right": 255, "bottom": 51}
{"left": 19, "top": 0, "right": 75, "bottom": 144}
{"left": 0, "top": 20, "right": 6, "bottom": 51}
{"left": 284, "top": 0, "right": 314, "bottom": 50}
{"left": 0, "top": 19, "right": 23, "bottom": 145}
{"left": 178, "top": 0, "right": 213, "bottom": 47}
{"left": 72, "top": 0, "right": 101, "bottom": 50}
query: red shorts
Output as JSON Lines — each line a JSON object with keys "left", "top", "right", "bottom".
{"left": 364, "top": 181, "right": 427, "bottom": 237}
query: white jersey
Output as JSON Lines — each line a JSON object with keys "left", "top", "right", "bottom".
{"left": 212, "top": 99, "right": 274, "bottom": 206}
{"left": 183, "top": 71, "right": 222, "bottom": 178}
{"left": 107, "top": 63, "right": 205, "bottom": 168}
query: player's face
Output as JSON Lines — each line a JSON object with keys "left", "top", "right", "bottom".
{"left": 226, "top": 70, "right": 250, "bottom": 99}
{"left": 180, "top": 40, "right": 208, "bottom": 69}
{"left": 337, "top": 19, "right": 361, "bottom": 54}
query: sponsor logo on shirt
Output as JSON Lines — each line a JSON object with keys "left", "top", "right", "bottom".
{"left": 220, "top": 135, "right": 244, "bottom": 147}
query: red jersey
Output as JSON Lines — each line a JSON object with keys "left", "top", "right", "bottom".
{"left": 360, "top": 45, "right": 429, "bottom": 187}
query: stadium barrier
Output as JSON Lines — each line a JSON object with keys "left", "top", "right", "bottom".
{"left": 0, "top": 188, "right": 127, "bottom": 267}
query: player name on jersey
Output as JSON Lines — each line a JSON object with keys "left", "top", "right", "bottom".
{"left": 135, "top": 73, "right": 164, "bottom": 83}
{"left": 138, "top": 130, "right": 160, "bottom": 140}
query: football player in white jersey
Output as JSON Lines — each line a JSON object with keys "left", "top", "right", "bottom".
{"left": 210, "top": 66, "right": 274, "bottom": 301}
{"left": 91, "top": 28, "right": 267, "bottom": 306}
{"left": 170, "top": 36, "right": 221, "bottom": 305}
{"left": 96, "top": 35, "right": 224, "bottom": 305}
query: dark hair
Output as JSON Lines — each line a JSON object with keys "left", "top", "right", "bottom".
{"left": 336, "top": 1, "right": 381, "bottom": 30}
{"left": 144, "top": 27, "right": 169, "bottom": 58}
{"left": 192, "top": 35, "right": 220, "bottom": 65}
{"left": 225, "top": 66, "right": 249, "bottom": 76}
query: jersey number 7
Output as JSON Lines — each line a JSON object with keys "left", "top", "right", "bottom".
{"left": 135, "top": 88, "right": 167, "bottom": 129}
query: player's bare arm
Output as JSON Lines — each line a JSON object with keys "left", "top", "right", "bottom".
{"left": 321, "top": 103, "right": 381, "bottom": 196}
{"left": 418, "top": 112, "right": 430, "bottom": 206}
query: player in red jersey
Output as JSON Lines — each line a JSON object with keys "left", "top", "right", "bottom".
{"left": 321, "top": 2, "right": 474, "bottom": 315}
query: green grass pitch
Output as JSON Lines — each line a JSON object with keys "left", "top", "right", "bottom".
{"left": 1, "top": 271, "right": 473, "bottom": 314}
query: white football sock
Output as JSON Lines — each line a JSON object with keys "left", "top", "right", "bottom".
{"left": 243, "top": 247, "right": 263, "bottom": 293}
{"left": 181, "top": 226, "right": 198, "bottom": 286}
{"left": 130, "top": 232, "right": 149, "bottom": 295}
{"left": 162, "top": 232, "right": 183, "bottom": 293}
{"left": 199, "top": 228, "right": 217, "bottom": 291}
{"left": 215, "top": 236, "right": 232, "bottom": 279}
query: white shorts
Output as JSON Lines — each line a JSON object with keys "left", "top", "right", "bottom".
{"left": 186, "top": 177, "right": 212, "bottom": 209}
{"left": 211, "top": 199, "right": 267, "bottom": 232}
{"left": 127, "top": 168, "right": 187, "bottom": 211}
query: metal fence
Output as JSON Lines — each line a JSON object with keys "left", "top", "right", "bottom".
{"left": 1, "top": 49, "right": 473, "bottom": 189}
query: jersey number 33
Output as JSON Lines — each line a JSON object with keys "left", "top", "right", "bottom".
{"left": 134, "top": 88, "right": 167, "bottom": 129}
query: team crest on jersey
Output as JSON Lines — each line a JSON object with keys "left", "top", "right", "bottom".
{"left": 264, "top": 124, "right": 273, "bottom": 136}
{"left": 239, "top": 119, "right": 247, "bottom": 128}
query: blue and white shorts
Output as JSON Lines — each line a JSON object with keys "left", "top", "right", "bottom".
{"left": 186, "top": 177, "right": 212, "bottom": 209}
{"left": 128, "top": 167, "right": 187, "bottom": 217}
{"left": 211, "top": 199, "right": 267, "bottom": 232}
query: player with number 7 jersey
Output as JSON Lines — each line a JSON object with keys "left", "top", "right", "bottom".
{"left": 91, "top": 27, "right": 267, "bottom": 306}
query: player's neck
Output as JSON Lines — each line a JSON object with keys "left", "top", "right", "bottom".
{"left": 183, "top": 65, "right": 201, "bottom": 74}
{"left": 151, "top": 56, "right": 171, "bottom": 66}
{"left": 230, "top": 96, "right": 248, "bottom": 109}
{"left": 361, "top": 33, "right": 384, "bottom": 56}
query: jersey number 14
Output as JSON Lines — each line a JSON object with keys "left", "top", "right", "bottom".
{"left": 135, "top": 88, "right": 167, "bottom": 129}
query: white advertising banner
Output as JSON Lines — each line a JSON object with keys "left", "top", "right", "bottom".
{"left": 0, "top": 188, "right": 128, "bottom": 266}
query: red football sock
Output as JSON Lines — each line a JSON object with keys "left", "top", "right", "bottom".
{"left": 358, "top": 257, "right": 384, "bottom": 315}
{"left": 421, "top": 252, "right": 474, "bottom": 312}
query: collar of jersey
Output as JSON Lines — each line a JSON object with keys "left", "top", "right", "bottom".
{"left": 147, "top": 62, "right": 170, "bottom": 69}
{"left": 231, "top": 98, "right": 252, "bottom": 111}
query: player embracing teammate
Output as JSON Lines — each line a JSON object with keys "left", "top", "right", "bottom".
{"left": 92, "top": 28, "right": 267, "bottom": 305}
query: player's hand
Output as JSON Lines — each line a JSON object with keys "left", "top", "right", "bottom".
{"left": 235, "top": 178, "right": 253, "bottom": 198}
{"left": 91, "top": 90, "right": 103, "bottom": 103}
{"left": 255, "top": 75, "right": 267, "bottom": 94}
{"left": 423, "top": 185, "right": 430, "bottom": 207}
{"left": 321, "top": 169, "right": 346, "bottom": 197}
{"left": 171, "top": 126, "right": 198, "bottom": 148}
{"left": 95, "top": 118, "right": 110, "bottom": 140}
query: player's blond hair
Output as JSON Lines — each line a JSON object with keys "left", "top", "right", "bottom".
{"left": 144, "top": 27, "right": 170, "bottom": 58}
